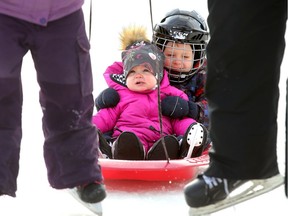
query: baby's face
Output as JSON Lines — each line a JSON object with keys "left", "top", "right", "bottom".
{"left": 126, "top": 65, "right": 157, "bottom": 92}
{"left": 163, "top": 42, "right": 194, "bottom": 73}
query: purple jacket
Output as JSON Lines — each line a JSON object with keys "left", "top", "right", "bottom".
{"left": 0, "top": 0, "right": 84, "bottom": 26}
{"left": 93, "top": 62, "right": 195, "bottom": 152}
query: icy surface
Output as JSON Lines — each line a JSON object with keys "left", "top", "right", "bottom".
{"left": 1, "top": 0, "right": 287, "bottom": 215}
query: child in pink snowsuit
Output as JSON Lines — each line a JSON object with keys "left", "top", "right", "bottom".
{"left": 93, "top": 41, "right": 207, "bottom": 160}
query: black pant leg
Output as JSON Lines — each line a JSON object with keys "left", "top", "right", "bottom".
{"left": 205, "top": 0, "right": 287, "bottom": 179}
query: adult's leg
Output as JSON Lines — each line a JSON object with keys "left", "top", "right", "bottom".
{"left": 31, "top": 9, "right": 103, "bottom": 189}
{"left": 183, "top": 1, "right": 286, "bottom": 212}
{"left": 0, "top": 14, "right": 29, "bottom": 197}
{"left": 205, "top": 0, "right": 286, "bottom": 179}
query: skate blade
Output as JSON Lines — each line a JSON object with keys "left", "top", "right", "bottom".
{"left": 68, "top": 188, "right": 103, "bottom": 216}
{"left": 189, "top": 174, "right": 284, "bottom": 216}
{"left": 185, "top": 123, "right": 205, "bottom": 158}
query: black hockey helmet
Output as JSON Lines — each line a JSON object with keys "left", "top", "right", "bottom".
{"left": 153, "top": 9, "right": 209, "bottom": 83}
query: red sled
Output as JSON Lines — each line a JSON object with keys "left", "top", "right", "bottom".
{"left": 99, "top": 150, "right": 209, "bottom": 182}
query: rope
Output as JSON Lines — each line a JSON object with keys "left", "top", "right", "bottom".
{"left": 149, "top": 0, "right": 170, "bottom": 163}
{"left": 149, "top": 0, "right": 154, "bottom": 34}
{"left": 156, "top": 73, "right": 170, "bottom": 163}
{"left": 88, "top": 0, "right": 92, "bottom": 41}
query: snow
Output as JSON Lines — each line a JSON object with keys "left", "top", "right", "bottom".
{"left": 1, "top": 0, "right": 287, "bottom": 215}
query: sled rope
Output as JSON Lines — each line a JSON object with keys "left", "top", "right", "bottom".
{"left": 88, "top": 0, "right": 92, "bottom": 41}
{"left": 148, "top": 0, "right": 154, "bottom": 34}
{"left": 156, "top": 67, "right": 170, "bottom": 163}
{"left": 149, "top": 0, "right": 170, "bottom": 163}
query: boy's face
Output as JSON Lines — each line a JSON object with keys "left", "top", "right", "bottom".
{"left": 163, "top": 42, "right": 194, "bottom": 73}
{"left": 126, "top": 65, "right": 157, "bottom": 92}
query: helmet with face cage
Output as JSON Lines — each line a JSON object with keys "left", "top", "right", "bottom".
{"left": 153, "top": 9, "right": 209, "bottom": 83}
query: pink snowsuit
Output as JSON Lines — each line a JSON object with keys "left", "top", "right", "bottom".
{"left": 93, "top": 62, "right": 196, "bottom": 152}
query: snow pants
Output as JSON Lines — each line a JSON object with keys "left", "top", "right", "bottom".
{"left": 204, "top": 0, "right": 287, "bottom": 179}
{"left": 0, "top": 9, "right": 103, "bottom": 197}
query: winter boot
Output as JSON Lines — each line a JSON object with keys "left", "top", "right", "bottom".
{"left": 179, "top": 122, "right": 208, "bottom": 158}
{"left": 147, "top": 135, "right": 179, "bottom": 160}
{"left": 112, "top": 131, "right": 145, "bottom": 160}
{"left": 98, "top": 130, "right": 112, "bottom": 158}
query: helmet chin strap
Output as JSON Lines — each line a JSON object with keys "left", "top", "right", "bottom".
{"left": 167, "top": 66, "right": 199, "bottom": 83}
{"left": 179, "top": 74, "right": 189, "bottom": 78}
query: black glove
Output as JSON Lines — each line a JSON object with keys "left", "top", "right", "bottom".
{"left": 187, "top": 101, "right": 199, "bottom": 120}
{"left": 95, "top": 88, "right": 120, "bottom": 111}
{"left": 161, "top": 96, "right": 189, "bottom": 118}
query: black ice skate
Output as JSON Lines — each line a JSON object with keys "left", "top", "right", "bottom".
{"left": 184, "top": 174, "right": 284, "bottom": 215}
{"left": 180, "top": 122, "right": 208, "bottom": 158}
{"left": 69, "top": 182, "right": 106, "bottom": 216}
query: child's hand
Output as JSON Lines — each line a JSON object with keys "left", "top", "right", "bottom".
{"left": 95, "top": 88, "right": 120, "bottom": 111}
{"left": 161, "top": 96, "right": 189, "bottom": 118}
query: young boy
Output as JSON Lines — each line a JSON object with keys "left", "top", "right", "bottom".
{"left": 152, "top": 9, "right": 209, "bottom": 129}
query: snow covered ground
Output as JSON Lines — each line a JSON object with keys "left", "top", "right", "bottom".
{"left": 1, "top": 1, "right": 287, "bottom": 215}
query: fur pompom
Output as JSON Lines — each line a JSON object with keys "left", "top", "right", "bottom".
{"left": 119, "top": 25, "right": 150, "bottom": 50}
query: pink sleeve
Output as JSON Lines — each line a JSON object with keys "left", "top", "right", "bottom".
{"left": 92, "top": 109, "right": 117, "bottom": 133}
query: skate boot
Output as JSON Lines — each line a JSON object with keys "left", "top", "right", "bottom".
{"left": 69, "top": 182, "right": 106, "bottom": 215}
{"left": 184, "top": 174, "right": 284, "bottom": 215}
{"left": 147, "top": 135, "right": 179, "bottom": 160}
{"left": 77, "top": 182, "right": 107, "bottom": 203}
{"left": 98, "top": 130, "right": 112, "bottom": 158}
{"left": 179, "top": 122, "right": 208, "bottom": 158}
{"left": 112, "top": 131, "right": 145, "bottom": 160}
